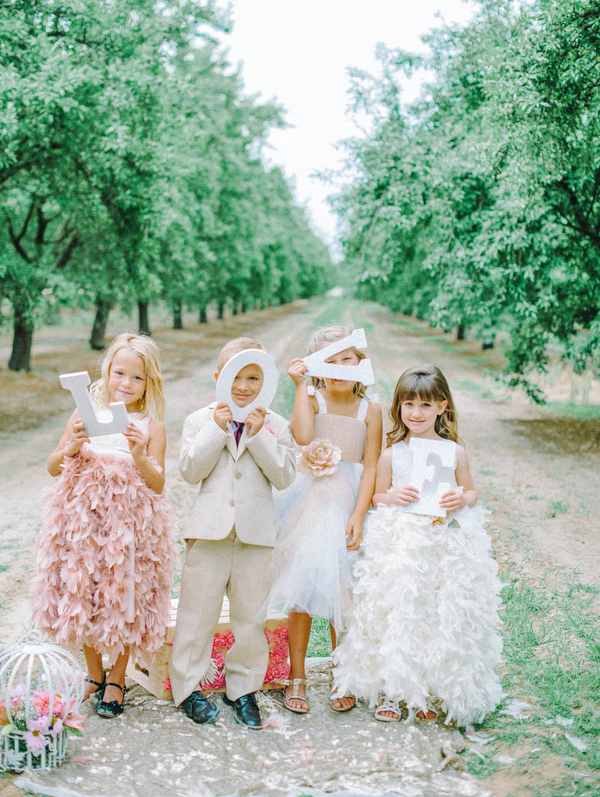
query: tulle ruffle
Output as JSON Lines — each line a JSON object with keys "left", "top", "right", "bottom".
{"left": 332, "top": 504, "right": 502, "bottom": 726}
{"left": 262, "top": 462, "right": 362, "bottom": 630}
{"left": 31, "top": 449, "right": 175, "bottom": 665}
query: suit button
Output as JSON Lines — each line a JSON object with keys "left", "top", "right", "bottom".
{"left": 229, "top": 498, "right": 235, "bottom": 507}
{"left": 235, "top": 472, "right": 242, "bottom": 479}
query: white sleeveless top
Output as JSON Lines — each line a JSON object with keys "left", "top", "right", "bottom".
{"left": 390, "top": 440, "right": 457, "bottom": 490}
{"left": 86, "top": 410, "right": 150, "bottom": 460}
{"left": 313, "top": 390, "right": 369, "bottom": 464}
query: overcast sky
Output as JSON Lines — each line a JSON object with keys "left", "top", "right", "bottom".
{"left": 217, "top": 1, "right": 476, "bottom": 252}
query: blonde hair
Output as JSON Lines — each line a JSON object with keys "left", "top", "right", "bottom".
{"left": 91, "top": 333, "right": 165, "bottom": 420}
{"left": 387, "top": 364, "right": 459, "bottom": 446}
{"left": 307, "top": 325, "right": 367, "bottom": 398}
{"left": 217, "top": 337, "right": 265, "bottom": 372}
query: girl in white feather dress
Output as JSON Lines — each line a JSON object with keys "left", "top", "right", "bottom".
{"left": 332, "top": 364, "right": 502, "bottom": 727}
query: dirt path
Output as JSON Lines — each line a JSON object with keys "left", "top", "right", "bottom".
{"left": 0, "top": 295, "right": 598, "bottom": 797}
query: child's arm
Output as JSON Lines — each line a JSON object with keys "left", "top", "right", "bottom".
{"left": 179, "top": 409, "right": 229, "bottom": 485}
{"left": 288, "top": 358, "right": 317, "bottom": 445}
{"left": 126, "top": 419, "right": 166, "bottom": 493}
{"left": 372, "top": 448, "right": 420, "bottom": 506}
{"left": 47, "top": 410, "right": 89, "bottom": 476}
{"left": 346, "top": 401, "right": 383, "bottom": 550}
{"left": 440, "top": 444, "right": 477, "bottom": 510}
{"left": 244, "top": 413, "right": 297, "bottom": 491}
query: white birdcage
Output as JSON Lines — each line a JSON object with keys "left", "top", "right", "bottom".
{"left": 0, "top": 631, "right": 85, "bottom": 772}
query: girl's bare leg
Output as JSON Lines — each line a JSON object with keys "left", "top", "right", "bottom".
{"left": 330, "top": 622, "right": 355, "bottom": 711}
{"left": 103, "top": 650, "right": 130, "bottom": 705}
{"left": 83, "top": 645, "right": 105, "bottom": 700}
{"left": 285, "top": 612, "right": 312, "bottom": 710}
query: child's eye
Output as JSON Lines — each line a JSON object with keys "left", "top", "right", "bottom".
{"left": 135, "top": 376, "right": 144, "bottom": 381}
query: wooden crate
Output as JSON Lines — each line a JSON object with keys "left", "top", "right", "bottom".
{"left": 127, "top": 597, "right": 288, "bottom": 700}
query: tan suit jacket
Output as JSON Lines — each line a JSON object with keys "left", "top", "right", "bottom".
{"left": 178, "top": 403, "right": 296, "bottom": 547}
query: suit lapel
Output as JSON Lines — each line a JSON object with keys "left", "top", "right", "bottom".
{"left": 236, "top": 428, "right": 248, "bottom": 458}
{"left": 225, "top": 426, "right": 238, "bottom": 460}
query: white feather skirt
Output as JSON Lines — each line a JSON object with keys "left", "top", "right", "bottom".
{"left": 332, "top": 504, "right": 503, "bottom": 726}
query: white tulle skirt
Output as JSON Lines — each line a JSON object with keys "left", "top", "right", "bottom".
{"left": 262, "top": 462, "right": 362, "bottom": 631}
{"left": 332, "top": 504, "right": 503, "bottom": 727}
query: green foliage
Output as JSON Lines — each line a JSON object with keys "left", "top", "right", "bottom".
{"left": 334, "top": 0, "right": 600, "bottom": 399}
{"left": 0, "top": 0, "right": 332, "bottom": 368}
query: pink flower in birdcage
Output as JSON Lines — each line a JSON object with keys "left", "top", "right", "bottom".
{"left": 63, "top": 712, "right": 86, "bottom": 733}
{"left": 50, "top": 718, "right": 64, "bottom": 737}
{"left": 24, "top": 717, "right": 50, "bottom": 753}
{"left": 31, "top": 692, "right": 66, "bottom": 719}
{"left": 9, "top": 683, "right": 25, "bottom": 712}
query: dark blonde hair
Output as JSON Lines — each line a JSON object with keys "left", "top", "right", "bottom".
{"left": 307, "top": 325, "right": 367, "bottom": 398}
{"left": 387, "top": 364, "right": 459, "bottom": 446}
{"left": 217, "top": 337, "right": 265, "bottom": 372}
{"left": 91, "top": 333, "right": 165, "bottom": 420}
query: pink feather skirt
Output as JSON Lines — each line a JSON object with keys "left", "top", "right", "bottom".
{"left": 31, "top": 450, "right": 175, "bottom": 665}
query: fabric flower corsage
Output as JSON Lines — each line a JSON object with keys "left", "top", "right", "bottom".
{"left": 297, "top": 439, "right": 342, "bottom": 477}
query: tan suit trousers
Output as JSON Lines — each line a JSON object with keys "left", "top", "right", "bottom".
{"left": 169, "top": 528, "right": 272, "bottom": 706}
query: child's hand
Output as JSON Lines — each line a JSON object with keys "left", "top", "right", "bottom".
{"left": 288, "top": 358, "right": 308, "bottom": 387}
{"left": 214, "top": 402, "right": 233, "bottom": 431}
{"left": 63, "top": 415, "right": 89, "bottom": 456}
{"left": 387, "top": 485, "right": 420, "bottom": 506}
{"left": 440, "top": 489, "right": 465, "bottom": 512}
{"left": 246, "top": 406, "right": 266, "bottom": 438}
{"left": 346, "top": 513, "right": 363, "bottom": 550}
{"left": 125, "top": 423, "right": 149, "bottom": 459}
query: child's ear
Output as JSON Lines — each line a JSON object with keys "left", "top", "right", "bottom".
{"left": 214, "top": 371, "right": 219, "bottom": 382}
{"left": 438, "top": 400, "right": 448, "bottom": 415}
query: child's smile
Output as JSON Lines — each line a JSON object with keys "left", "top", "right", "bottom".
{"left": 231, "top": 363, "right": 264, "bottom": 407}
{"left": 108, "top": 350, "right": 147, "bottom": 410}
{"left": 401, "top": 397, "right": 447, "bottom": 438}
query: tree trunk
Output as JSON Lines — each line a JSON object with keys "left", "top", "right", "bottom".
{"left": 90, "top": 298, "right": 112, "bottom": 350}
{"left": 482, "top": 340, "right": 495, "bottom": 350}
{"left": 138, "top": 302, "right": 151, "bottom": 336}
{"left": 240, "top": 302, "right": 247, "bottom": 314}
{"left": 456, "top": 324, "right": 466, "bottom": 341}
{"left": 173, "top": 300, "right": 183, "bottom": 330}
{"left": 232, "top": 303, "right": 239, "bottom": 316}
{"left": 8, "top": 307, "right": 34, "bottom": 372}
{"left": 199, "top": 305, "right": 208, "bottom": 324}
{"left": 217, "top": 302, "right": 225, "bottom": 320}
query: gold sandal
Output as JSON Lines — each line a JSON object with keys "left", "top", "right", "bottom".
{"left": 275, "top": 678, "right": 309, "bottom": 714}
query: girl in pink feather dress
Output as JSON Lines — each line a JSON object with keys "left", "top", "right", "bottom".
{"left": 31, "top": 333, "right": 175, "bottom": 717}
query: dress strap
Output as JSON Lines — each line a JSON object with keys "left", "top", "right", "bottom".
{"left": 314, "top": 391, "right": 328, "bottom": 414}
{"left": 357, "top": 397, "right": 369, "bottom": 422}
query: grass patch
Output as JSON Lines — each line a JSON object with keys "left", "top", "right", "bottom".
{"left": 546, "top": 499, "right": 570, "bottom": 516}
{"left": 307, "top": 617, "right": 332, "bottom": 658}
{"left": 469, "top": 574, "right": 600, "bottom": 790}
{"left": 394, "top": 318, "right": 424, "bottom": 332}
{"left": 542, "top": 402, "right": 600, "bottom": 422}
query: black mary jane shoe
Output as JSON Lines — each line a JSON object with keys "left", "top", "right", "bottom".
{"left": 84, "top": 674, "right": 106, "bottom": 701}
{"left": 222, "top": 692, "right": 263, "bottom": 730}
{"left": 180, "top": 691, "right": 220, "bottom": 725}
{"left": 97, "top": 682, "right": 127, "bottom": 718}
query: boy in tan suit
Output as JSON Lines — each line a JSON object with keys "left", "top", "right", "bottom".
{"left": 169, "top": 338, "right": 296, "bottom": 729}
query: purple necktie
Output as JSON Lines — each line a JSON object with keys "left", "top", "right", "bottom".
{"left": 232, "top": 421, "right": 245, "bottom": 447}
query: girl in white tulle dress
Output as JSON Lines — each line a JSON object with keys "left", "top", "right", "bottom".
{"left": 332, "top": 364, "right": 502, "bottom": 727}
{"left": 31, "top": 333, "right": 175, "bottom": 718}
{"left": 263, "top": 326, "right": 382, "bottom": 714}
